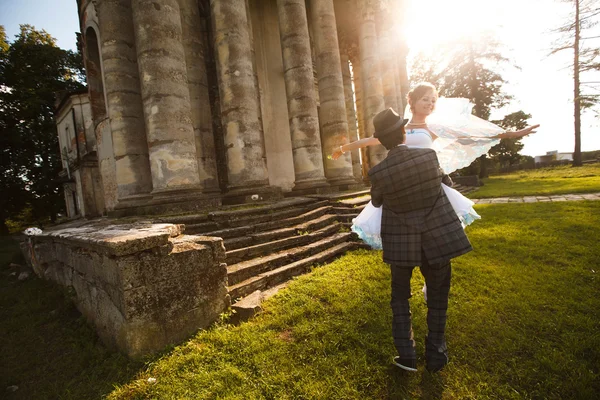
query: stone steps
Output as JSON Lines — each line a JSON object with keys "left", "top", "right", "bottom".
{"left": 191, "top": 204, "right": 332, "bottom": 238}
{"left": 227, "top": 236, "right": 364, "bottom": 301}
{"left": 225, "top": 222, "right": 342, "bottom": 264}
{"left": 307, "top": 188, "right": 371, "bottom": 201}
{"left": 227, "top": 229, "right": 350, "bottom": 287}
{"left": 165, "top": 195, "right": 372, "bottom": 313}
{"left": 221, "top": 201, "right": 366, "bottom": 304}
{"left": 331, "top": 204, "right": 366, "bottom": 214}
{"left": 159, "top": 197, "right": 329, "bottom": 234}
{"left": 338, "top": 195, "right": 371, "bottom": 208}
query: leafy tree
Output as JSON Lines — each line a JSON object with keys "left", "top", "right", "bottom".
{"left": 490, "top": 111, "right": 531, "bottom": 169}
{"left": 550, "top": 0, "right": 600, "bottom": 167}
{"left": 410, "top": 34, "right": 513, "bottom": 119}
{"left": 410, "top": 33, "right": 514, "bottom": 177}
{"left": 0, "top": 25, "right": 84, "bottom": 234}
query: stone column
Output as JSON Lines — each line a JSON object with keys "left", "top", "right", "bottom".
{"left": 210, "top": 0, "right": 270, "bottom": 192}
{"left": 397, "top": 38, "right": 410, "bottom": 113}
{"left": 358, "top": 3, "right": 387, "bottom": 167}
{"left": 131, "top": 0, "right": 202, "bottom": 192}
{"left": 349, "top": 54, "right": 370, "bottom": 182}
{"left": 178, "top": 0, "right": 220, "bottom": 192}
{"left": 97, "top": 0, "right": 153, "bottom": 199}
{"left": 393, "top": 0, "right": 410, "bottom": 112}
{"left": 310, "top": 0, "right": 357, "bottom": 186}
{"left": 340, "top": 52, "right": 362, "bottom": 181}
{"left": 377, "top": 12, "right": 400, "bottom": 112}
{"left": 276, "top": 0, "right": 329, "bottom": 191}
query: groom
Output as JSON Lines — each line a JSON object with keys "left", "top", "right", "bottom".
{"left": 368, "top": 108, "right": 473, "bottom": 373}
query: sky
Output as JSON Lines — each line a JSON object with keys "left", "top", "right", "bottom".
{"left": 1, "top": 0, "right": 598, "bottom": 157}
{"left": 404, "top": 0, "right": 600, "bottom": 156}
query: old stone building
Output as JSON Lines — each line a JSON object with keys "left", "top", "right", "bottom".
{"left": 56, "top": 91, "right": 105, "bottom": 218}
{"left": 69, "top": 0, "right": 409, "bottom": 217}
{"left": 33, "top": 0, "right": 412, "bottom": 356}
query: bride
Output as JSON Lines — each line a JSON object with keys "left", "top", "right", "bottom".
{"left": 331, "top": 82, "right": 538, "bottom": 297}
{"left": 332, "top": 81, "right": 539, "bottom": 247}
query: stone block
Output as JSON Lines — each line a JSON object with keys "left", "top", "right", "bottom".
{"left": 20, "top": 223, "right": 228, "bottom": 358}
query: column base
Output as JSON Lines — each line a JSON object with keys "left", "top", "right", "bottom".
{"left": 291, "top": 177, "right": 330, "bottom": 193}
{"left": 221, "top": 185, "right": 283, "bottom": 206}
{"left": 109, "top": 189, "right": 222, "bottom": 218}
{"left": 327, "top": 176, "right": 362, "bottom": 188}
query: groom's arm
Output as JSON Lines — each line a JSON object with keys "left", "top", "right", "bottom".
{"left": 440, "top": 169, "right": 453, "bottom": 187}
{"left": 369, "top": 175, "right": 384, "bottom": 208}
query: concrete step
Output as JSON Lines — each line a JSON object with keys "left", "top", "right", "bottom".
{"left": 199, "top": 206, "right": 334, "bottom": 239}
{"left": 225, "top": 222, "right": 342, "bottom": 264}
{"left": 227, "top": 231, "right": 354, "bottom": 289}
{"left": 165, "top": 198, "right": 329, "bottom": 234}
{"left": 338, "top": 195, "right": 371, "bottom": 207}
{"left": 228, "top": 239, "right": 362, "bottom": 301}
{"left": 223, "top": 226, "right": 297, "bottom": 251}
{"left": 336, "top": 214, "right": 359, "bottom": 224}
{"left": 341, "top": 222, "right": 353, "bottom": 230}
{"left": 331, "top": 205, "right": 366, "bottom": 214}
{"left": 307, "top": 189, "right": 371, "bottom": 201}
{"left": 184, "top": 221, "right": 219, "bottom": 234}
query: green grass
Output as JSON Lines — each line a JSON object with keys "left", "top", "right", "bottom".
{"left": 107, "top": 201, "right": 599, "bottom": 399}
{"left": 469, "top": 163, "right": 600, "bottom": 198}
{"left": 0, "top": 237, "right": 142, "bottom": 400}
{"left": 2, "top": 201, "right": 600, "bottom": 399}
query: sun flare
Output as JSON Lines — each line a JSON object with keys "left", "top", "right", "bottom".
{"left": 402, "top": 0, "right": 511, "bottom": 54}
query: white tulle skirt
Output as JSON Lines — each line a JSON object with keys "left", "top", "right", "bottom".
{"left": 351, "top": 184, "right": 480, "bottom": 250}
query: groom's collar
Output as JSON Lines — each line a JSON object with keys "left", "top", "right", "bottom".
{"left": 390, "top": 144, "right": 408, "bottom": 151}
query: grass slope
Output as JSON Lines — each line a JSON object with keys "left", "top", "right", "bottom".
{"left": 469, "top": 164, "right": 600, "bottom": 198}
{"left": 102, "top": 201, "right": 600, "bottom": 400}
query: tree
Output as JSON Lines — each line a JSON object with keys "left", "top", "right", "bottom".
{"left": 490, "top": 111, "right": 532, "bottom": 169}
{"left": 410, "top": 33, "right": 514, "bottom": 177}
{"left": 0, "top": 25, "right": 85, "bottom": 234}
{"left": 550, "top": 0, "right": 600, "bottom": 167}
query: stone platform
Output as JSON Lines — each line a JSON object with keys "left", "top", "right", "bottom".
{"left": 20, "top": 221, "right": 228, "bottom": 358}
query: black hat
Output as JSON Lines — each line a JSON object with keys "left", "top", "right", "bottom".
{"left": 373, "top": 108, "right": 409, "bottom": 140}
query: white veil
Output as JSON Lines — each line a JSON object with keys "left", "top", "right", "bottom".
{"left": 404, "top": 98, "right": 504, "bottom": 173}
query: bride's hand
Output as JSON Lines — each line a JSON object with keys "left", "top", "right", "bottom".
{"left": 505, "top": 124, "right": 540, "bottom": 139}
{"left": 330, "top": 147, "right": 344, "bottom": 160}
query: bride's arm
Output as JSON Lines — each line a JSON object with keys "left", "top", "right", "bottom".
{"left": 331, "top": 136, "right": 380, "bottom": 160}
{"left": 430, "top": 123, "right": 539, "bottom": 142}
{"left": 495, "top": 124, "right": 540, "bottom": 139}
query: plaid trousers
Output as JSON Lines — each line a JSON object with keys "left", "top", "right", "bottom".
{"left": 390, "top": 251, "right": 451, "bottom": 361}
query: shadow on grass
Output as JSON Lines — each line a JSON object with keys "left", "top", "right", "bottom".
{"left": 0, "top": 236, "right": 150, "bottom": 400}
{"left": 385, "top": 363, "right": 446, "bottom": 399}
{"left": 419, "top": 371, "right": 445, "bottom": 400}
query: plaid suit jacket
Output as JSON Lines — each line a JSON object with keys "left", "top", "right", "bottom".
{"left": 369, "top": 145, "right": 473, "bottom": 267}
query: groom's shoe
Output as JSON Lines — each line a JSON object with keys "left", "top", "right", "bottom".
{"left": 425, "top": 338, "right": 449, "bottom": 373}
{"left": 392, "top": 356, "right": 417, "bottom": 372}
{"left": 426, "top": 356, "right": 448, "bottom": 373}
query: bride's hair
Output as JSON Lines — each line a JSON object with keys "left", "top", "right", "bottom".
{"left": 407, "top": 82, "right": 438, "bottom": 113}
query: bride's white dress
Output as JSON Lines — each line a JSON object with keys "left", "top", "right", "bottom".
{"left": 352, "top": 98, "right": 504, "bottom": 250}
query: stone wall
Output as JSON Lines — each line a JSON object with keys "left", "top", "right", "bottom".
{"left": 21, "top": 222, "right": 229, "bottom": 358}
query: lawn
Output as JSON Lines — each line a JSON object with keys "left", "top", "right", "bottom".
{"left": 469, "top": 163, "right": 600, "bottom": 198}
{"left": 107, "top": 201, "right": 599, "bottom": 399}
{"left": 2, "top": 201, "right": 599, "bottom": 399}
{"left": 0, "top": 237, "right": 142, "bottom": 400}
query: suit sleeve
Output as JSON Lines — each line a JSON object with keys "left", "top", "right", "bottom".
{"left": 440, "top": 169, "right": 453, "bottom": 187}
{"left": 370, "top": 176, "right": 384, "bottom": 208}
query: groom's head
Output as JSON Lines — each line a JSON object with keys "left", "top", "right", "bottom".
{"left": 373, "top": 108, "right": 408, "bottom": 150}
